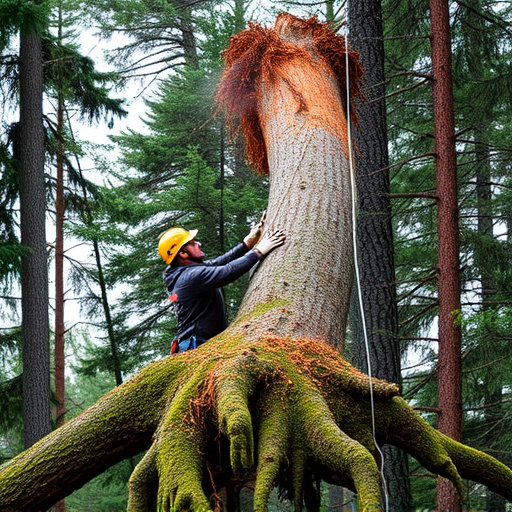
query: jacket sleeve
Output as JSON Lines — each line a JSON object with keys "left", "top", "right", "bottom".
{"left": 205, "top": 243, "right": 248, "bottom": 267}
{"left": 185, "top": 250, "right": 261, "bottom": 291}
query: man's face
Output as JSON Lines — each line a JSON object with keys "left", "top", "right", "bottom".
{"left": 181, "top": 240, "right": 204, "bottom": 263}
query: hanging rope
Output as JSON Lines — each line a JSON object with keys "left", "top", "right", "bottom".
{"left": 343, "top": 20, "right": 390, "bottom": 512}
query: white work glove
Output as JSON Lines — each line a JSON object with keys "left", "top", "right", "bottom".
{"left": 243, "top": 210, "right": 266, "bottom": 249}
{"left": 253, "top": 229, "right": 286, "bottom": 257}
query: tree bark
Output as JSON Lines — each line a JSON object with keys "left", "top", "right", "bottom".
{"left": 348, "top": 1, "right": 412, "bottom": 509}
{"left": 55, "top": 87, "right": 66, "bottom": 429}
{"left": 19, "top": 27, "right": 52, "bottom": 449}
{"left": 429, "top": 1, "right": 462, "bottom": 510}
{"left": 234, "top": 15, "right": 354, "bottom": 344}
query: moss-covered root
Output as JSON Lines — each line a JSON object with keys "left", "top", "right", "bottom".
{"left": 215, "top": 350, "right": 274, "bottom": 472}
{"left": 382, "top": 397, "right": 466, "bottom": 497}
{"left": 297, "top": 385, "right": 383, "bottom": 512}
{"left": 253, "top": 385, "right": 291, "bottom": 512}
{"left": 128, "top": 445, "right": 158, "bottom": 512}
{"left": 268, "top": 336, "right": 399, "bottom": 401}
{"left": 441, "top": 433, "right": 512, "bottom": 500}
{"left": 155, "top": 377, "right": 212, "bottom": 512}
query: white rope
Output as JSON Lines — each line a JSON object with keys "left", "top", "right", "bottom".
{"left": 343, "top": 22, "right": 390, "bottom": 512}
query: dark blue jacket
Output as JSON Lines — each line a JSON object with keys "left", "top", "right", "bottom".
{"left": 163, "top": 243, "right": 261, "bottom": 344}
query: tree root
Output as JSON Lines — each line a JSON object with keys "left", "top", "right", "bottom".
{"left": 1, "top": 336, "right": 511, "bottom": 511}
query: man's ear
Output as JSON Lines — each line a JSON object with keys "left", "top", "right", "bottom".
{"left": 178, "top": 247, "right": 190, "bottom": 260}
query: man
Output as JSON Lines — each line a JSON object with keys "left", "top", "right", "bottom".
{"left": 158, "top": 216, "right": 285, "bottom": 353}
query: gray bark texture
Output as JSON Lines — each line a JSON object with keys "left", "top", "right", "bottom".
{"left": 348, "top": 1, "right": 412, "bottom": 509}
{"left": 19, "top": 29, "right": 52, "bottom": 449}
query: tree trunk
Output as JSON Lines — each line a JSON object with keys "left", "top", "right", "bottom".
{"left": 55, "top": 88, "right": 66, "bottom": 429}
{"left": 475, "top": 134, "right": 506, "bottom": 512}
{"left": 348, "top": 1, "right": 412, "bottom": 509}
{"left": 429, "top": 1, "right": 462, "bottom": 510}
{"left": 19, "top": 26, "right": 52, "bottom": 449}
{"left": 234, "top": 16, "right": 353, "bottom": 343}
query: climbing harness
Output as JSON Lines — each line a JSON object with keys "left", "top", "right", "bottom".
{"left": 171, "top": 335, "right": 197, "bottom": 355}
{"left": 343, "top": 21, "right": 390, "bottom": 512}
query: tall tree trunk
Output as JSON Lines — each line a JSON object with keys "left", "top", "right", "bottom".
{"left": 219, "top": 122, "right": 226, "bottom": 253}
{"left": 54, "top": 13, "right": 67, "bottom": 509}
{"left": 236, "top": 22, "right": 354, "bottom": 343}
{"left": 19, "top": 28, "right": 52, "bottom": 448}
{"left": 55, "top": 83, "right": 66, "bottom": 430}
{"left": 429, "top": 1, "right": 462, "bottom": 510}
{"left": 348, "top": 1, "right": 412, "bottom": 509}
{"left": 475, "top": 134, "right": 506, "bottom": 512}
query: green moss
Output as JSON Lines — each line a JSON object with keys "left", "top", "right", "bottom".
{"left": 2, "top": 335, "right": 512, "bottom": 511}
{"left": 232, "top": 298, "right": 290, "bottom": 325}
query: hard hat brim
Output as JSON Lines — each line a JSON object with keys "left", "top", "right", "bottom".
{"left": 185, "top": 229, "right": 198, "bottom": 245}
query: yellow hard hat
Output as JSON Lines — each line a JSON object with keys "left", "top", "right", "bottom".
{"left": 158, "top": 227, "right": 198, "bottom": 265}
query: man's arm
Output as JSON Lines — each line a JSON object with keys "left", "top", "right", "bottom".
{"left": 205, "top": 243, "right": 249, "bottom": 267}
{"left": 188, "top": 250, "right": 261, "bottom": 291}
{"left": 193, "top": 229, "right": 286, "bottom": 291}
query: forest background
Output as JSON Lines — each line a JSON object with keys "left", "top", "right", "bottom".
{"left": 1, "top": 0, "right": 512, "bottom": 510}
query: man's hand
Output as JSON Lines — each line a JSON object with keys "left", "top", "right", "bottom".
{"left": 243, "top": 210, "right": 267, "bottom": 249}
{"left": 253, "top": 229, "right": 286, "bottom": 257}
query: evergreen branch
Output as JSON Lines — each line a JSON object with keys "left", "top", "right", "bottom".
{"left": 455, "top": 0, "right": 512, "bottom": 31}
{"left": 387, "top": 71, "right": 433, "bottom": 80}
{"left": 399, "top": 337, "right": 439, "bottom": 342}
{"left": 414, "top": 406, "right": 441, "bottom": 414}
{"left": 385, "top": 78, "right": 430, "bottom": 99}
{"left": 399, "top": 301, "right": 438, "bottom": 329}
{"left": 464, "top": 398, "right": 512, "bottom": 413}
{"left": 403, "top": 366, "right": 438, "bottom": 399}
{"left": 387, "top": 192, "right": 438, "bottom": 199}
{"left": 371, "top": 152, "right": 435, "bottom": 175}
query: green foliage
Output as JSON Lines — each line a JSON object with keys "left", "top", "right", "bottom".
{"left": 65, "top": 460, "right": 134, "bottom": 512}
{"left": 0, "top": 329, "right": 23, "bottom": 465}
{"left": 43, "top": 35, "right": 127, "bottom": 122}
{"left": 382, "top": 0, "right": 512, "bottom": 503}
{"left": 78, "top": 5, "right": 268, "bottom": 371}
{"left": 0, "top": 0, "right": 50, "bottom": 49}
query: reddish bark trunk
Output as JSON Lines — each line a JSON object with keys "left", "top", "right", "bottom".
{"left": 429, "top": 1, "right": 462, "bottom": 510}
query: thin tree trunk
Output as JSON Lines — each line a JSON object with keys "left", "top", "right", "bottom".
{"left": 429, "top": 1, "right": 462, "bottom": 510}
{"left": 19, "top": 27, "right": 52, "bottom": 449}
{"left": 219, "top": 122, "right": 226, "bottom": 253}
{"left": 55, "top": 87, "right": 66, "bottom": 429}
{"left": 348, "top": 1, "right": 412, "bottom": 508}
{"left": 93, "top": 242, "right": 123, "bottom": 386}
{"left": 54, "top": 16, "right": 67, "bottom": 510}
{"left": 75, "top": 159, "right": 123, "bottom": 386}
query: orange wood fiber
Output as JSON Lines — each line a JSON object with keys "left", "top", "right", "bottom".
{"left": 216, "top": 13, "right": 364, "bottom": 175}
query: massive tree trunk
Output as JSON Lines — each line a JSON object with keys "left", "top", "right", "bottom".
{"left": 230, "top": 15, "right": 354, "bottom": 345}
{"left": 1, "top": 14, "right": 512, "bottom": 512}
